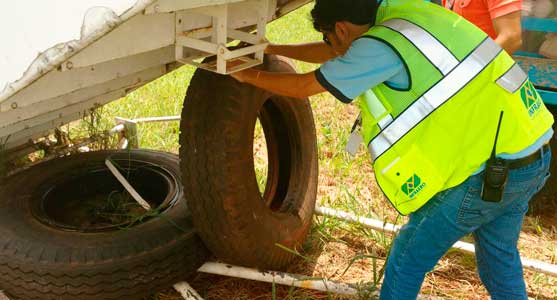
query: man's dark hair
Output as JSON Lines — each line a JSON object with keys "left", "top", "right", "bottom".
{"left": 311, "top": 0, "right": 380, "bottom": 32}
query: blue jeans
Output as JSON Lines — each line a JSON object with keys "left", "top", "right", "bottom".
{"left": 380, "top": 146, "right": 552, "bottom": 300}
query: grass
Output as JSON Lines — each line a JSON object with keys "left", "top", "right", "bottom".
{"left": 57, "top": 3, "right": 557, "bottom": 300}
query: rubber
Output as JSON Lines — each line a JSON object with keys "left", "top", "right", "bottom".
{"left": 179, "top": 55, "right": 318, "bottom": 270}
{"left": 0, "top": 150, "right": 210, "bottom": 300}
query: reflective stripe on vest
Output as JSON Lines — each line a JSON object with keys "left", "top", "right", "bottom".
{"left": 496, "top": 63, "right": 528, "bottom": 93}
{"left": 368, "top": 37, "right": 502, "bottom": 160}
{"left": 381, "top": 19, "right": 459, "bottom": 75}
{"left": 362, "top": 90, "right": 394, "bottom": 129}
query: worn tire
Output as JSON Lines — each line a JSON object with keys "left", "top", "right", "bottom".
{"left": 179, "top": 55, "right": 318, "bottom": 269}
{"left": 0, "top": 150, "right": 210, "bottom": 300}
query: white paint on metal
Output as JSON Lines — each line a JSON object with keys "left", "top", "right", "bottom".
{"left": 315, "top": 206, "right": 557, "bottom": 277}
{"left": 198, "top": 262, "right": 362, "bottom": 296}
{"left": 115, "top": 117, "right": 140, "bottom": 149}
{"left": 105, "top": 159, "right": 152, "bottom": 210}
{"left": 133, "top": 116, "right": 181, "bottom": 123}
{"left": 110, "top": 124, "right": 126, "bottom": 134}
{"left": 174, "top": 282, "right": 205, "bottom": 300}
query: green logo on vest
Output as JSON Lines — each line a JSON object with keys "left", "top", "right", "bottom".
{"left": 520, "top": 81, "right": 541, "bottom": 117}
{"left": 401, "top": 174, "right": 426, "bottom": 199}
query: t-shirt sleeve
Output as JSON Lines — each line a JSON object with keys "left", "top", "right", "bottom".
{"left": 315, "top": 37, "right": 406, "bottom": 104}
{"left": 486, "top": 0, "right": 522, "bottom": 19}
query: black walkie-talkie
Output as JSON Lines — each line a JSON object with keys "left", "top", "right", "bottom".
{"left": 481, "top": 111, "right": 508, "bottom": 202}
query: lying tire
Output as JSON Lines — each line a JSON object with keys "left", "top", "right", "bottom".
{"left": 0, "top": 150, "right": 210, "bottom": 300}
{"left": 180, "top": 55, "right": 318, "bottom": 269}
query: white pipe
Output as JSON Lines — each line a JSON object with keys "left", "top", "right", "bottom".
{"left": 133, "top": 116, "right": 181, "bottom": 123}
{"left": 108, "top": 124, "right": 125, "bottom": 135}
{"left": 314, "top": 206, "right": 557, "bottom": 277}
{"left": 0, "top": 291, "right": 9, "bottom": 300}
{"left": 198, "top": 262, "right": 362, "bottom": 296}
{"left": 174, "top": 282, "right": 205, "bottom": 300}
{"left": 105, "top": 159, "right": 151, "bottom": 210}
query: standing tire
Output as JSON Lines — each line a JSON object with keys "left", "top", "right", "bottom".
{"left": 0, "top": 150, "right": 210, "bottom": 300}
{"left": 179, "top": 55, "right": 318, "bottom": 270}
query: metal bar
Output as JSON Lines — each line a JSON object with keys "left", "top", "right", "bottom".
{"left": 255, "top": 0, "right": 268, "bottom": 62}
{"left": 0, "top": 291, "right": 9, "bottom": 300}
{"left": 177, "top": 36, "right": 219, "bottom": 54}
{"left": 174, "top": 282, "right": 205, "bottom": 300}
{"left": 222, "top": 43, "right": 268, "bottom": 60}
{"left": 115, "top": 117, "right": 139, "bottom": 149}
{"left": 227, "top": 29, "right": 259, "bottom": 44}
{"left": 314, "top": 206, "right": 557, "bottom": 277}
{"left": 105, "top": 159, "right": 152, "bottom": 210}
{"left": 198, "top": 262, "right": 362, "bottom": 296}
{"left": 133, "top": 116, "right": 181, "bottom": 123}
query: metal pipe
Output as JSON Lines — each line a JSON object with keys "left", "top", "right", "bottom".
{"left": 105, "top": 159, "right": 151, "bottom": 210}
{"left": 108, "top": 124, "right": 125, "bottom": 134}
{"left": 314, "top": 206, "right": 557, "bottom": 277}
{"left": 198, "top": 262, "right": 362, "bottom": 296}
{"left": 132, "top": 116, "right": 181, "bottom": 123}
{"left": 174, "top": 282, "right": 205, "bottom": 300}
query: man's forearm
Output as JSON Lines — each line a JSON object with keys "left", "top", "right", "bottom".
{"left": 495, "top": 33, "right": 522, "bottom": 54}
{"left": 266, "top": 42, "right": 338, "bottom": 64}
{"left": 235, "top": 69, "right": 325, "bottom": 99}
{"left": 493, "top": 11, "right": 523, "bottom": 54}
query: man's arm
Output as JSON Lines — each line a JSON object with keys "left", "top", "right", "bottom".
{"left": 492, "top": 10, "right": 523, "bottom": 54}
{"left": 265, "top": 42, "right": 338, "bottom": 64}
{"left": 231, "top": 69, "right": 326, "bottom": 99}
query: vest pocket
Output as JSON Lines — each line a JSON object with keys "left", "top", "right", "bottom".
{"left": 377, "top": 145, "right": 444, "bottom": 215}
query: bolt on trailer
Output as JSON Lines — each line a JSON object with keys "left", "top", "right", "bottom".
{"left": 0, "top": 1, "right": 319, "bottom": 299}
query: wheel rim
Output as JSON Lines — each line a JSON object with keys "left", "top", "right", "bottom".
{"left": 31, "top": 157, "right": 179, "bottom": 232}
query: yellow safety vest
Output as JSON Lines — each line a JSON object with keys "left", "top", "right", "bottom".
{"left": 358, "top": 0, "right": 554, "bottom": 215}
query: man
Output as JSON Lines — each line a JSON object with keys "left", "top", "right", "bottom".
{"left": 442, "top": 0, "right": 523, "bottom": 54}
{"left": 231, "top": 0, "right": 554, "bottom": 298}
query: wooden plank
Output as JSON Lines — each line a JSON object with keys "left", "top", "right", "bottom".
{"left": 539, "top": 90, "right": 557, "bottom": 106}
{"left": 516, "top": 57, "right": 557, "bottom": 90}
{"left": 522, "top": 17, "right": 557, "bottom": 33}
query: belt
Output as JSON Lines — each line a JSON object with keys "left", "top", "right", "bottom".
{"left": 506, "top": 143, "right": 550, "bottom": 170}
